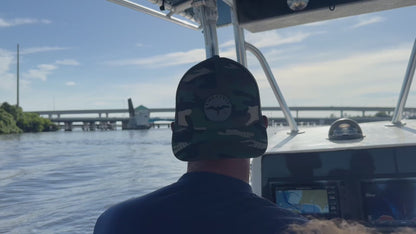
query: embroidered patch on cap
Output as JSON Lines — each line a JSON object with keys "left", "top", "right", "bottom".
{"left": 204, "top": 94, "right": 232, "bottom": 122}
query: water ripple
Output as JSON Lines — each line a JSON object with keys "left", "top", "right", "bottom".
{"left": 0, "top": 129, "right": 186, "bottom": 234}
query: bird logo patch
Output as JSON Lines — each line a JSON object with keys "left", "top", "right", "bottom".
{"left": 204, "top": 94, "right": 232, "bottom": 122}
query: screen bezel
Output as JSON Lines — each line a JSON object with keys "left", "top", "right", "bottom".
{"left": 271, "top": 182, "right": 339, "bottom": 218}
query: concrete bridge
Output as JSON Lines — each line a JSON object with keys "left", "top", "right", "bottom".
{"left": 33, "top": 108, "right": 174, "bottom": 119}
{"left": 31, "top": 108, "right": 175, "bottom": 131}
{"left": 30, "top": 106, "right": 416, "bottom": 131}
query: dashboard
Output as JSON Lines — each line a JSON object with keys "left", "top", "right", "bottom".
{"left": 261, "top": 146, "right": 416, "bottom": 228}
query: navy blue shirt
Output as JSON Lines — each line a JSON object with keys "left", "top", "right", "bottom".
{"left": 94, "top": 172, "right": 306, "bottom": 234}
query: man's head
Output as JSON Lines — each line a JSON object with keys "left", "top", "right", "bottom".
{"left": 172, "top": 56, "right": 268, "bottom": 161}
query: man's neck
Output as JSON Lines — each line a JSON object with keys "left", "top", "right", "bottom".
{"left": 187, "top": 158, "right": 250, "bottom": 183}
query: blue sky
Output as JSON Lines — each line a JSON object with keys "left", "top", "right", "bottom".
{"left": 1, "top": 1, "right": 416, "bottom": 112}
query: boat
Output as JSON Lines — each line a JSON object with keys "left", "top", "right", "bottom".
{"left": 108, "top": 0, "right": 416, "bottom": 232}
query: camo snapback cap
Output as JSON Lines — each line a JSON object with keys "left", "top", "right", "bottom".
{"left": 172, "top": 56, "right": 268, "bottom": 161}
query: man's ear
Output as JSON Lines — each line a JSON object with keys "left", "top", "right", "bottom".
{"left": 262, "top": 115, "right": 268, "bottom": 128}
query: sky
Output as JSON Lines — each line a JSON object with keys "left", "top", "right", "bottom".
{"left": 1, "top": 0, "right": 416, "bottom": 113}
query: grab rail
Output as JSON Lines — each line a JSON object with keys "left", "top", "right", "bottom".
{"left": 245, "top": 42, "right": 299, "bottom": 134}
{"left": 392, "top": 38, "right": 416, "bottom": 125}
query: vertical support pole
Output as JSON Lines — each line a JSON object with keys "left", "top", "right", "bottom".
{"left": 231, "top": 0, "right": 246, "bottom": 66}
{"left": 90, "top": 122, "right": 96, "bottom": 131}
{"left": 64, "top": 122, "right": 73, "bottom": 131}
{"left": 392, "top": 38, "right": 416, "bottom": 125}
{"left": 17, "top": 44, "right": 20, "bottom": 107}
{"left": 193, "top": 0, "right": 219, "bottom": 58}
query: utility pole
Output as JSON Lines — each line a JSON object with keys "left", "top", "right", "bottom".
{"left": 17, "top": 44, "right": 20, "bottom": 107}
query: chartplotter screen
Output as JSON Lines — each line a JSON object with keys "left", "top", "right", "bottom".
{"left": 362, "top": 179, "right": 416, "bottom": 226}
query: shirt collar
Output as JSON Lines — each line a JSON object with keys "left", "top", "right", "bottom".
{"left": 177, "top": 171, "right": 253, "bottom": 193}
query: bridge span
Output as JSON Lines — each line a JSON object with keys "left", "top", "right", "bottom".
{"left": 32, "top": 106, "right": 416, "bottom": 118}
{"left": 30, "top": 106, "right": 416, "bottom": 131}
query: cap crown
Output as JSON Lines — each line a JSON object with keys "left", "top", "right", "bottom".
{"left": 172, "top": 56, "right": 267, "bottom": 161}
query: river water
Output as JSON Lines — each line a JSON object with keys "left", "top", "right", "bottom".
{"left": 0, "top": 128, "right": 186, "bottom": 234}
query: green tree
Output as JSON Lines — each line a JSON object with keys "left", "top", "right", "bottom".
{"left": 0, "top": 109, "right": 22, "bottom": 134}
{"left": 41, "top": 117, "right": 59, "bottom": 132}
{"left": 0, "top": 102, "right": 58, "bottom": 134}
{"left": 22, "top": 111, "right": 59, "bottom": 132}
{"left": 0, "top": 102, "right": 24, "bottom": 122}
{"left": 24, "top": 112, "right": 43, "bottom": 132}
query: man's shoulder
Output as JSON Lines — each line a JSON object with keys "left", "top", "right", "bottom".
{"left": 93, "top": 183, "right": 182, "bottom": 234}
{"left": 93, "top": 173, "right": 307, "bottom": 234}
{"left": 106, "top": 184, "right": 178, "bottom": 211}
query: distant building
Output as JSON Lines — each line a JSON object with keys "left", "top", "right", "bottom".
{"left": 134, "top": 105, "right": 151, "bottom": 129}
{"left": 124, "top": 104, "right": 151, "bottom": 130}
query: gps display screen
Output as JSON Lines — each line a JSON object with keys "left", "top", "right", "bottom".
{"left": 275, "top": 188, "right": 330, "bottom": 214}
{"left": 362, "top": 180, "right": 416, "bottom": 226}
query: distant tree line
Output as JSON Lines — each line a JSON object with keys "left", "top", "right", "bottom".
{"left": 374, "top": 111, "right": 391, "bottom": 118}
{"left": 330, "top": 111, "right": 392, "bottom": 119}
{"left": 0, "top": 102, "right": 58, "bottom": 134}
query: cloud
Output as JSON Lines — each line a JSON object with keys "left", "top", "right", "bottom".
{"left": 23, "top": 59, "right": 80, "bottom": 82}
{"left": 106, "top": 48, "right": 205, "bottom": 68}
{"left": 0, "top": 18, "right": 51, "bottom": 27}
{"left": 24, "top": 64, "right": 58, "bottom": 81}
{"left": 65, "top": 81, "right": 76, "bottom": 86}
{"left": 23, "top": 78, "right": 181, "bottom": 110}
{"left": 21, "top": 46, "right": 69, "bottom": 55}
{"left": 0, "top": 45, "right": 79, "bottom": 87}
{"left": 351, "top": 16, "right": 384, "bottom": 29}
{"left": 253, "top": 45, "right": 411, "bottom": 107}
{"left": 220, "top": 30, "right": 320, "bottom": 50}
{"left": 219, "top": 40, "right": 235, "bottom": 48}
{"left": 0, "top": 49, "right": 34, "bottom": 104}
{"left": 0, "top": 49, "right": 15, "bottom": 91}
{"left": 303, "top": 21, "right": 329, "bottom": 27}
{"left": 56, "top": 59, "right": 80, "bottom": 66}
{"left": 118, "top": 82, "right": 178, "bottom": 108}
{"left": 107, "top": 30, "right": 317, "bottom": 69}
{"left": 246, "top": 30, "right": 320, "bottom": 49}
{"left": 0, "top": 49, "right": 13, "bottom": 74}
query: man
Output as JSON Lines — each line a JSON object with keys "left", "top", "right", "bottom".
{"left": 94, "top": 56, "right": 306, "bottom": 234}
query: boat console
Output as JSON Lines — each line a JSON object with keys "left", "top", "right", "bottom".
{"left": 261, "top": 146, "right": 416, "bottom": 228}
